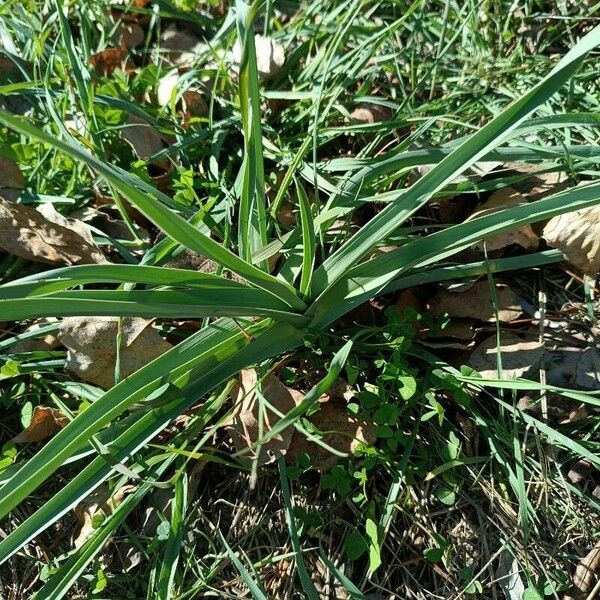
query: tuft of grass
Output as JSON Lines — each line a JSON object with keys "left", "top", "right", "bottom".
{"left": 0, "top": 0, "right": 599, "bottom": 598}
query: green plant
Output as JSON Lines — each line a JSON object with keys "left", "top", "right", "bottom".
{"left": 1, "top": 0, "right": 600, "bottom": 596}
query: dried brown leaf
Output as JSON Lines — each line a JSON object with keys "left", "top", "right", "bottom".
{"left": 160, "top": 23, "right": 201, "bottom": 55}
{"left": 468, "top": 332, "right": 543, "bottom": 379}
{"left": 89, "top": 46, "right": 133, "bottom": 76}
{"left": 545, "top": 346, "right": 600, "bottom": 390}
{"left": 567, "top": 458, "right": 592, "bottom": 486}
{"left": 564, "top": 541, "right": 600, "bottom": 600}
{"left": 395, "top": 288, "right": 425, "bottom": 317}
{"left": 502, "top": 162, "right": 568, "bottom": 200}
{"left": 73, "top": 484, "right": 134, "bottom": 549}
{"left": 350, "top": 104, "right": 392, "bottom": 124}
{"left": 421, "top": 320, "right": 480, "bottom": 350}
{"left": 12, "top": 406, "right": 68, "bottom": 444}
{"left": 9, "top": 318, "right": 60, "bottom": 353}
{"left": 122, "top": 114, "right": 164, "bottom": 160}
{"left": 0, "top": 198, "right": 107, "bottom": 265}
{"left": 466, "top": 187, "right": 539, "bottom": 252}
{"left": 59, "top": 317, "right": 173, "bottom": 389}
{"left": 182, "top": 90, "right": 208, "bottom": 120}
{"left": 225, "top": 369, "right": 304, "bottom": 467}
{"left": 118, "top": 22, "right": 145, "bottom": 49}
{"left": 122, "top": 114, "right": 172, "bottom": 190}
{"left": 0, "top": 156, "right": 24, "bottom": 202}
{"left": 428, "top": 281, "right": 522, "bottom": 323}
{"left": 277, "top": 202, "right": 296, "bottom": 227}
{"left": 543, "top": 190, "right": 600, "bottom": 275}
{"left": 286, "top": 396, "right": 375, "bottom": 471}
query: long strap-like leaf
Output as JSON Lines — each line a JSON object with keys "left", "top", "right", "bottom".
{"left": 0, "top": 109, "right": 305, "bottom": 311}
{"left": 310, "top": 25, "right": 600, "bottom": 297}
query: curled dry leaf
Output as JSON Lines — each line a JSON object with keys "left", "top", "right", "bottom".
{"left": 160, "top": 23, "right": 201, "bottom": 58}
{"left": 466, "top": 187, "right": 539, "bottom": 252}
{"left": 567, "top": 458, "right": 593, "bottom": 486}
{"left": 71, "top": 206, "right": 150, "bottom": 243}
{"left": 545, "top": 346, "right": 600, "bottom": 390}
{"left": 73, "top": 484, "right": 135, "bottom": 550}
{"left": 118, "top": 22, "right": 145, "bottom": 49}
{"left": 428, "top": 280, "right": 522, "bottom": 323}
{"left": 12, "top": 406, "right": 68, "bottom": 444}
{"left": 543, "top": 189, "right": 600, "bottom": 275}
{"left": 9, "top": 318, "right": 60, "bottom": 353}
{"left": 286, "top": 396, "right": 376, "bottom": 471}
{"left": 564, "top": 541, "right": 600, "bottom": 600}
{"left": 502, "top": 162, "right": 568, "bottom": 200}
{"left": 122, "top": 114, "right": 172, "bottom": 190}
{"left": 89, "top": 46, "right": 133, "bottom": 76}
{"left": 231, "top": 35, "right": 285, "bottom": 80}
{"left": 0, "top": 156, "right": 24, "bottom": 202}
{"left": 225, "top": 369, "right": 304, "bottom": 467}
{"left": 350, "top": 103, "right": 392, "bottom": 124}
{"left": 58, "top": 317, "right": 173, "bottom": 389}
{"left": 0, "top": 198, "right": 107, "bottom": 265}
{"left": 468, "top": 332, "right": 543, "bottom": 380}
{"left": 122, "top": 113, "right": 164, "bottom": 160}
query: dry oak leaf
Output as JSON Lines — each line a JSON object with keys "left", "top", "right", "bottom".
{"left": 160, "top": 23, "right": 201, "bottom": 56}
{"left": 37, "top": 202, "right": 107, "bottom": 255}
{"left": 0, "top": 156, "right": 24, "bottom": 202}
{"left": 501, "top": 162, "right": 568, "bottom": 200}
{"left": 465, "top": 187, "right": 539, "bottom": 252}
{"left": 564, "top": 541, "right": 600, "bottom": 600}
{"left": 468, "top": 332, "right": 543, "bottom": 380}
{"left": 122, "top": 114, "right": 172, "bottom": 190}
{"left": 543, "top": 191, "right": 600, "bottom": 275}
{"left": 225, "top": 369, "right": 304, "bottom": 467}
{"left": 0, "top": 198, "right": 107, "bottom": 265}
{"left": 286, "top": 396, "right": 376, "bottom": 471}
{"left": 73, "top": 484, "right": 134, "bottom": 550}
{"left": 59, "top": 317, "right": 173, "bottom": 389}
{"left": 9, "top": 318, "right": 60, "bottom": 353}
{"left": 89, "top": 46, "right": 134, "bottom": 76}
{"left": 122, "top": 113, "right": 164, "bottom": 160}
{"left": 350, "top": 103, "right": 392, "bottom": 124}
{"left": 12, "top": 406, "right": 68, "bottom": 444}
{"left": 428, "top": 280, "right": 522, "bottom": 323}
{"left": 118, "top": 22, "right": 145, "bottom": 49}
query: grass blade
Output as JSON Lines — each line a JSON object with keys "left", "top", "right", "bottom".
{"left": 236, "top": 0, "right": 268, "bottom": 267}
{"left": 296, "top": 178, "right": 315, "bottom": 297}
{"left": 0, "top": 109, "right": 305, "bottom": 311}
{"left": 310, "top": 25, "right": 600, "bottom": 295}
{"left": 278, "top": 458, "right": 320, "bottom": 600}
{"left": 0, "top": 289, "right": 310, "bottom": 326}
{"left": 156, "top": 471, "right": 187, "bottom": 600}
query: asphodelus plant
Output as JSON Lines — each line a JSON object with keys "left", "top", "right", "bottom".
{"left": 1, "top": 0, "right": 600, "bottom": 594}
